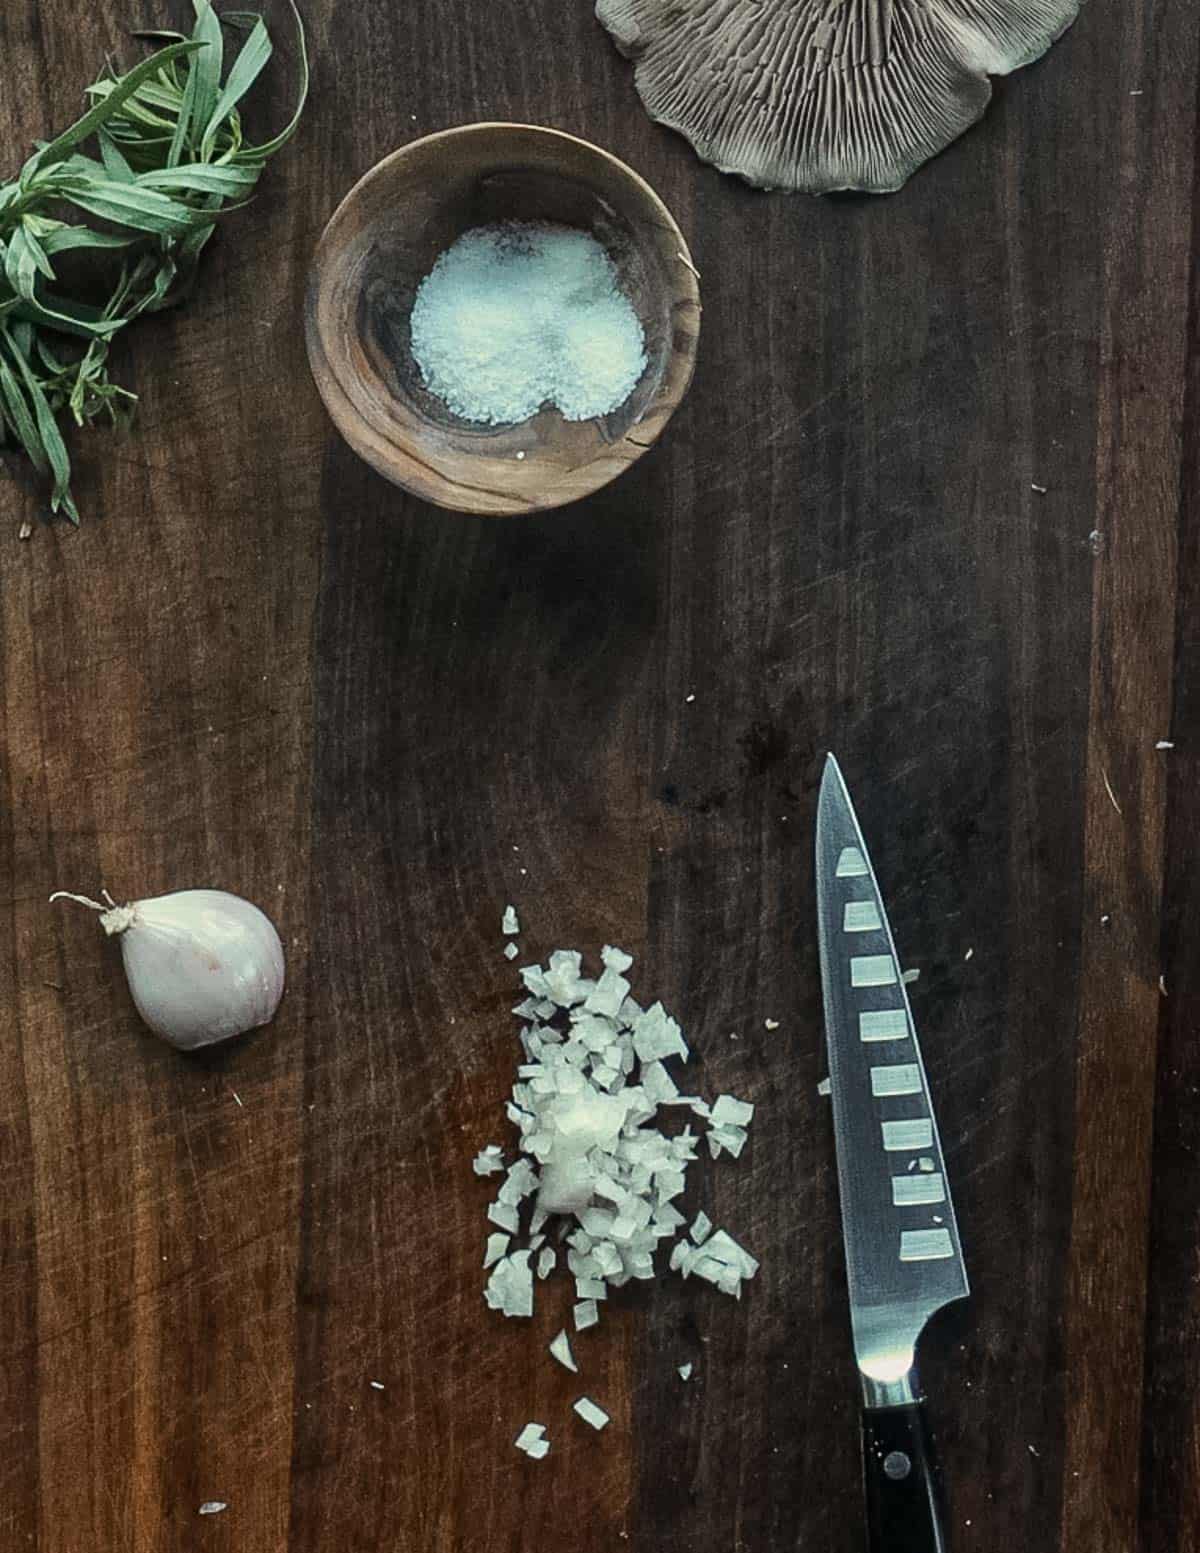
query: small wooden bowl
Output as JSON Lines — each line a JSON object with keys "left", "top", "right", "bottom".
{"left": 305, "top": 123, "right": 701, "bottom": 516}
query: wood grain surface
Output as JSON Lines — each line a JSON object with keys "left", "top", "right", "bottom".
{"left": 1, "top": 2, "right": 1197, "bottom": 1550}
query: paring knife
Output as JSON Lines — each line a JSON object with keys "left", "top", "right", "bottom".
{"left": 815, "top": 754, "right": 969, "bottom": 1553}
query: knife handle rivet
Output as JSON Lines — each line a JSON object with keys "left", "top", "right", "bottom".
{"left": 882, "top": 1451, "right": 912, "bottom": 1481}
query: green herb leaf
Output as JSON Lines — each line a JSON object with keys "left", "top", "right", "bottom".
{"left": 6, "top": 231, "right": 37, "bottom": 302}
{"left": 54, "top": 152, "right": 116, "bottom": 182}
{"left": 167, "top": 53, "right": 200, "bottom": 169}
{"left": 4, "top": 224, "right": 55, "bottom": 302}
{"left": 188, "top": 2, "right": 225, "bottom": 148}
{"left": 34, "top": 336, "right": 67, "bottom": 376}
{"left": 21, "top": 224, "right": 56, "bottom": 279}
{"left": 141, "top": 253, "right": 179, "bottom": 313}
{"left": 90, "top": 78, "right": 181, "bottom": 135}
{"left": 98, "top": 130, "right": 136, "bottom": 182}
{"left": 39, "top": 226, "right": 138, "bottom": 256}
{"left": 0, "top": 346, "right": 49, "bottom": 474}
{"left": 5, "top": 329, "right": 78, "bottom": 519}
{"left": 22, "top": 213, "right": 62, "bottom": 239}
{"left": 61, "top": 178, "right": 209, "bottom": 236}
{"left": 233, "top": 2, "right": 308, "bottom": 163}
{"left": 14, "top": 290, "right": 125, "bottom": 339}
{"left": 22, "top": 41, "right": 202, "bottom": 182}
{"left": 201, "top": 17, "right": 271, "bottom": 158}
{"left": 138, "top": 162, "right": 260, "bottom": 198}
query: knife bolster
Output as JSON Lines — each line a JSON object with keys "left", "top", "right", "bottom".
{"left": 861, "top": 1361, "right": 920, "bottom": 1409}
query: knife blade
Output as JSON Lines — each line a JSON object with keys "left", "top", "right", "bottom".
{"left": 815, "top": 753, "right": 969, "bottom": 1553}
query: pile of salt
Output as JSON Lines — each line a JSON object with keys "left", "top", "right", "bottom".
{"left": 410, "top": 223, "right": 647, "bottom": 426}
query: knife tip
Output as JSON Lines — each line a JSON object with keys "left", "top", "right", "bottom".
{"left": 818, "top": 753, "right": 853, "bottom": 828}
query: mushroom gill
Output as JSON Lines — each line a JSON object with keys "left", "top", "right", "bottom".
{"left": 596, "top": 0, "right": 1086, "bottom": 194}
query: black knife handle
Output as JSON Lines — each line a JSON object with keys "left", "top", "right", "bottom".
{"left": 862, "top": 1400, "right": 947, "bottom": 1553}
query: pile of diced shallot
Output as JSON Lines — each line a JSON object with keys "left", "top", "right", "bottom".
{"left": 476, "top": 936, "right": 759, "bottom": 1335}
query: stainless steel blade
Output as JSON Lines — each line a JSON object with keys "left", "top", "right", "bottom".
{"left": 816, "top": 754, "right": 968, "bottom": 1407}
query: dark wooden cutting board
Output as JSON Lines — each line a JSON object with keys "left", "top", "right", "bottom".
{"left": 1, "top": 2, "right": 1198, "bottom": 1549}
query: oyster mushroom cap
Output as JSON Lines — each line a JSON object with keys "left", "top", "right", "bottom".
{"left": 596, "top": 0, "right": 1087, "bottom": 194}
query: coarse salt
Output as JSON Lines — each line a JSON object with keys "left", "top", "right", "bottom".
{"left": 410, "top": 223, "right": 646, "bottom": 426}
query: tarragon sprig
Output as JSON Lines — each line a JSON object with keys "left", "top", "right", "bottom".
{"left": 1, "top": 2, "right": 307, "bottom": 524}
